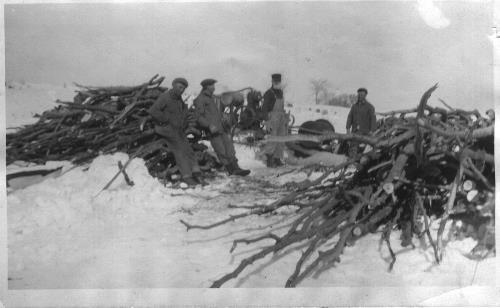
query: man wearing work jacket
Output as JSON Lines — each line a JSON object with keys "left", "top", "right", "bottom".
{"left": 149, "top": 77, "right": 207, "bottom": 187}
{"left": 193, "top": 79, "right": 250, "bottom": 176}
{"left": 346, "top": 87, "right": 377, "bottom": 157}
{"left": 261, "top": 73, "right": 288, "bottom": 167}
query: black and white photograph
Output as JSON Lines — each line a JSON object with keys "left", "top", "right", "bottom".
{"left": 1, "top": 0, "right": 498, "bottom": 306}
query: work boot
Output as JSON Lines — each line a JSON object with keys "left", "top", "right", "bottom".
{"left": 181, "top": 176, "right": 198, "bottom": 188}
{"left": 192, "top": 172, "right": 209, "bottom": 186}
{"left": 226, "top": 162, "right": 250, "bottom": 176}
{"left": 231, "top": 162, "right": 250, "bottom": 176}
{"left": 225, "top": 162, "right": 236, "bottom": 175}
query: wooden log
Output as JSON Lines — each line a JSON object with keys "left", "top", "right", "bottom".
{"left": 415, "top": 84, "right": 439, "bottom": 166}
{"left": 436, "top": 163, "right": 463, "bottom": 262}
{"left": 417, "top": 118, "right": 493, "bottom": 139}
{"left": 377, "top": 108, "right": 418, "bottom": 116}
{"left": 265, "top": 129, "right": 416, "bottom": 149}
{"left": 462, "top": 149, "right": 494, "bottom": 165}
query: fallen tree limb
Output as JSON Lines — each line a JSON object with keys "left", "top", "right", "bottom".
{"left": 417, "top": 118, "right": 493, "bottom": 139}
{"left": 264, "top": 129, "right": 416, "bottom": 149}
{"left": 436, "top": 163, "right": 463, "bottom": 262}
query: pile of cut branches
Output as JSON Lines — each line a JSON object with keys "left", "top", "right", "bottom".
{"left": 6, "top": 75, "right": 218, "bottom": 180}
{"left": 181, "top": 84, "right": 495, "bottom": 287}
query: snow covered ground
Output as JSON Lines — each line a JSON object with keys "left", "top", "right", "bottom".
{"left": 5, "top": 83, "right": 495, "bottom": 291}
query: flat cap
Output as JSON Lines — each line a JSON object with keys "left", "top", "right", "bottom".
{"left": 271, "top": 73, "right": 282, "bottom": 82}
{"left": 357, "top": 87, "right": 368, "bottom": 94}
{"left": 172, "top": 77, "right": 188, "bottom": 88}
{"left": 200, "top": 78, "right": 217, "bottom": 87}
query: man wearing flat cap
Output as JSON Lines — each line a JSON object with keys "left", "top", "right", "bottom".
{"left": 149, "top": 77, "right": 206, "bottom": 187}
{"left": 260, "top": 73, "right": 288, "bottom": 167}
{"left": 346, "top": 87, "right": 377, "bottom": 157}
{"left": 193, "top": 78, "right": 250, "bottom": 176}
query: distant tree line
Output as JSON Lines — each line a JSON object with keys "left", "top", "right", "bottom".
{"left": 310, "top": 78, "right": 357, "bottom": 108}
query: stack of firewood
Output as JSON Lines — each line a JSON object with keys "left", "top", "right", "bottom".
{"left": 6, "top": 75, "right": 219, "bottom": 180}
{"left": 181, "top": 84, "right": 495, "bottom": 287}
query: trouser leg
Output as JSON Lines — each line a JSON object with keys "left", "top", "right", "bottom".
{"left": 210, "top": 134, "right": 232, "bottom": 166}
{"left": 272, "top": 115, "right": 287, "bottom": 160}
{"left": 165, "top": 133, "right": 196, "bottom": 178}
{"left": 187, "top": 144, "right": 201, "bottom": 174}
{"left": 221, "top": 132, "right": 237, "bottom": 164}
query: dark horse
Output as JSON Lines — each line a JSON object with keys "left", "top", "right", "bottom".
{"left": 238, "top": 89, "right": 263, "bottom": 130}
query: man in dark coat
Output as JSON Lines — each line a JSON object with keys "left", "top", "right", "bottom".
{"left": 346, "top": 88, "right": 377, "bottom": 157}
{"left": 260, "top": 73, "right": 288, "bottom": 167}
{"left": 149, "top": 77, "right": 207, "bottom": 186}
{"left": 193, "top": 79, "right": 250, "bottom": 176}
{"left": 262, "top": 73, "right": 284, "bottom": 121}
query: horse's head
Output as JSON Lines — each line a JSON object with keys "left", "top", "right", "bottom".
{"left": 247, "top": 89, "right": 262, "bottom": 109}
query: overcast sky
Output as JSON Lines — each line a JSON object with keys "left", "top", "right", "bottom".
{"left": 5, "top": 1, "right": 494, "bottom": 111}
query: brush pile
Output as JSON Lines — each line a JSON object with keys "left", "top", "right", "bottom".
{"left": 180, "top": 84, "right": 495, "bottom": 287}
{"left": 6, "top": 75, "right": 219, "bottom": 180}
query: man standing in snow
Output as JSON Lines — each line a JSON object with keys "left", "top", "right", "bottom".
{"left": 193, "top": 79, "right": 250, "bottom": 176}
{"left": 345, "top": 88, "right": 377, "bottom": 157}
{"left": 149, "top": 77, "right": 207, "bottom": 187}
{"left": 260, "top": 73, "right": 288, "bottom": 167}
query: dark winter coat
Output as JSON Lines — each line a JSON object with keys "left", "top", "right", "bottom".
{"left": 346, "top": 100, "right": 377, "bottom": 134}
{"left": 193, "top": 89, "right": 225, "bottom": 133}
{"left": 149, "top": 89, "right": 189, "bottom": 137}
{"left": 261, "top": 87, "right": 284, "bottom": 120}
